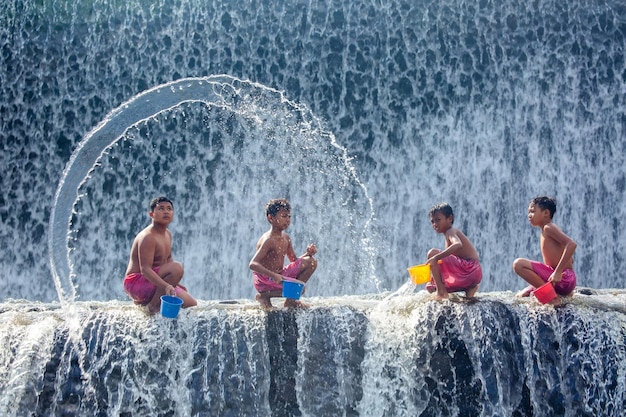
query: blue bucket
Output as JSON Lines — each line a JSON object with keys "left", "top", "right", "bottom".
{"left": 282, "top": 280, "right": 304, "bottom": 300}
{"left": 160, "top": 295, "right": 183, "bottom": 318}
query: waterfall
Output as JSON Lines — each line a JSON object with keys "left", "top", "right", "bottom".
{"left": 2, "top": 1, "right": 626, "bottom": 414}
{"left": 2, "top": 0, "right": 625, "bottom": 302}
{"left": 50, "top": 75, "right": 375, "bottom": 303}
{"left": 1, "top": 293, "right": 625, "bottom": 416}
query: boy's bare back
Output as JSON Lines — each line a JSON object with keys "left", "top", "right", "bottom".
{"left": 540, "top": 223, "right": 574, "bottom": 270}
{"left": 444, "top": 227, "right": 479, "bottom": 260}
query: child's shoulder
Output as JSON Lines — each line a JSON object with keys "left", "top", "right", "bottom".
{"left": 259, "top": 230, "right": 288, "bottom": 244}
{"left": 445, "top": 226, "right": 463, "bottom": 236}
{"left": 542, "top": 221, "right": 563, "bottom": 233}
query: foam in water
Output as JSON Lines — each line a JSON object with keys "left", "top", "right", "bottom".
{"left": 1, "top": 292, "right": 625, "bottom": 416}
{"left": 50, "top": 75, "right": 376, "bottom": 303}
{"left": 2, "top": 1, "right": 626, "bottom": 416}
{"left": 2, "top": 0, "right": 625, "bottom": 302}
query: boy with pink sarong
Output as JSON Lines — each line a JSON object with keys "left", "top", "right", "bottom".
{"left": 249, "top": 198, "right": 318, "bottom": 309}
{"left": 424, "top": 202, "right": 483, "bottom": 300}
{"left": 513, "top": 196, "right": 577, "bottom": 304}
{"left": 123, "top": 196, "right": 197, "bottom": 314}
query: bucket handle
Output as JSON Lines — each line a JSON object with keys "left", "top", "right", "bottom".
{"left": 282, "top": 277, "right": 306, "bottom": 286}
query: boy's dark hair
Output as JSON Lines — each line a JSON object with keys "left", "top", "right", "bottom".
{"left": 265, "top": 198, "right": 291, "bottom": 217}
{"left": 532, "top": 196, "right": 556, "bottom": 218}
{"left": 150, "top": 196, "right": 174, "bottom": 211}
{"left": 429, "top": 202, "right": 454, "bottom": 223}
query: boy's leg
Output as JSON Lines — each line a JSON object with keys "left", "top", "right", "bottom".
{"left": 296, "top": 255, "right": 317, "bottom": 283}
{"left": 427, "top": 249, "right": 448, "bottom": 300}
{"left": 176, "top": 288, "right": 197, "bottom": 309}
{"left": 160, "top": 261, "right": 185, "bottom": 285}
{"left": 284, "top": 298, "right": 310, "bottom": 308}
{"left": 256, "top": 290, "right": 282, "bottom": 309}
{"left": 465, "top": 285, "right": 479, "bottom": 298}
{"left": 278, "top": 256, "right": 315, "bottom": 308}
{"left": 147, "top": 261, "right": 185, "bottom": 313}
{"left": 512, "top": 258, "right": 544, "bottom": 296}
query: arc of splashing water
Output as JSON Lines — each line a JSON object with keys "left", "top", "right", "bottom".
{"left": 48, "top": 74, "right": 375, "bottom": 305}
{"left": 48, "top": 75, "right": 244, "bottom": 305}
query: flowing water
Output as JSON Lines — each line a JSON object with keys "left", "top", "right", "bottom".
{"left": 49, "top": 76, "right": 376, "bottom": 303}
{"left": 1, "top": 0, "right": 625, "bottom": 301}
{"left": 1, "top": 0, "right": 626, "bottom": 415}
{"left": 1, "top": 293, "right": 625, "bottom": 416}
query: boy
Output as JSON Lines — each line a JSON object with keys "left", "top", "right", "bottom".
{"left": 425, "top": 203, "right": 482, "bottom": 300}
{"left": 513, "top": 196, "right": 577, "bottom": 300}
{"left": 249, "top": 198, "right": 317, "bottom": 309}
{"left": 123, "top": 196, "right": 197, "bottom": 314}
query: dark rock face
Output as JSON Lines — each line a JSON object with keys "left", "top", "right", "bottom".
{"left": 1, "top": 296, "right": 624, "bottom": 416}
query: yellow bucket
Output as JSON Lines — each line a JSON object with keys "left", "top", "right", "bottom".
{"left": 407, "top": 264, "right": 431, "bottom": 285}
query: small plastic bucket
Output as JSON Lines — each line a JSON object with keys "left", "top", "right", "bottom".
{"left": 407, "top": 264, "right": 431, "bottom": 285}
{"left": 533, "top": 282, "right": 557, "bottom": 304}
{"left": 160, "top": 295, "right": 183, "bottom": 318}
{"left": 282, "top": 279, "right": 305, "bottom": 300}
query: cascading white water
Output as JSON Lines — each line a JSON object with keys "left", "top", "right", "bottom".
{"left": 1, "top": 293, "right": 625, "bottom": 417}
{"left": 2, "top": 0, "right": 625, "bottom": 302}
{"left": 53, "top": 76, "right": 376, "bottom": 303}
{"left": 2, "top": 1, "right": 626, "bottom": 416}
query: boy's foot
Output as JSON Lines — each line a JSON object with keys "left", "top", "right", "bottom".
{"left": 465, "top": 285, "right": 478, "bottom": 298}
{"left": 255, "top": 294, "right": 275, "bottom": 310}
{"left": 516, "top": 286, "right": 534, "bottom": 297}
{"left": 431, "top": 293, "right": 449, "bottom": 302}
{"left": 547, "top": 297, "right": 561, "bottom": 307}
{"left": 284, "top": 299, "right": 310, "bottom": 309}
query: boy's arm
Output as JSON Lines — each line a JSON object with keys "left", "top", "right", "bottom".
{"left": 285, "top": 235, "right": 298, "bottom": 263}
{"left": 544, "top": 223, "right": 577, "bottom": 283}
{"left": 427, "top": 229, "right": 462, "bottom": 264}
{"left": 249, "top": 239, "right": 285, "bottom": 283}
{"left": 165, "top": 230, "right": 174, "bottom": 262}
{"left": 300, "top": 243, "right": 317, "bottom": 258}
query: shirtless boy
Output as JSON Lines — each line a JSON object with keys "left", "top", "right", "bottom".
{"left": 425, "top": 203, "right": 482, "bottom": 301}
{"left": 249, "top": 198, "right": 317, "bottom": 309}
{"left": 513, "top": 196, "right": 577, "bottom": 301}
{"left": 123, "top": 196, "right": 197, "bottom": 314}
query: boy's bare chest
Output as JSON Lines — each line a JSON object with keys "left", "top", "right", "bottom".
{"left": 266, "top": 236, "right": 289, "bottom": 257}
{"left": 540, "top": 235, "right": 561, "bottom": 259}
{"left": 150, "top": 234, "right": 171, "bottom": 261}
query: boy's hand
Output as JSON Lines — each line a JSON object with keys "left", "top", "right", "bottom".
{"left": 165, "top": 284, "right": 176, "bottom": 296}
{"left": 426, "top": 257, "right": 443, "bottom": 266}
{"left": 306, "top": 244, "right": 317, "bottom": 256}
{"left": 548, "top": 272, "right": 562, "bottom": 284}
{"left": 273, "top": 274, "right": 284, "bottom": 284}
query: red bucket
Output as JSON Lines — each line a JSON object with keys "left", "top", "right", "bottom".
{"left": 533, "top": 282, "right": 557, "bottom": 304}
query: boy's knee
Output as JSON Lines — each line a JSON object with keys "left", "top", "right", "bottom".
{"left": 306, "top": 256, "right": 318, "bottom": 271}
{"left": 427, "top": 248, "right": 440, "bottom": 258}
{"left": 173, "top": 261, "right": 184, "bottom": 277}
{"left": 161, "top": 261, "right": 184, "bottom": 279}
{"left": 512, "top": 258, "right": 525, "bottom": 272}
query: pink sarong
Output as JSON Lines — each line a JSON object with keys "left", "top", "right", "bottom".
{"left": 425, "top": 255, "right": 482, "bottom": 293}
{"left": 253, "top": 258, "right": 302, "bottom": 293}
{"left": 123, "top": 267, "right": 187, "bottom": 305}
{"left": 530, "top": 261, "right": 576, "bottom": 295}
